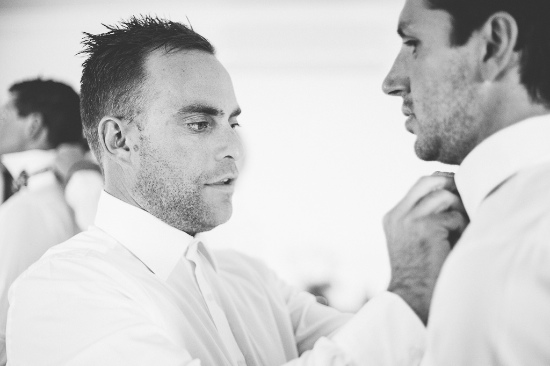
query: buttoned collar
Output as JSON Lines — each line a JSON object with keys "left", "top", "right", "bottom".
{"left": 94, "top": 191, "right": 217, "bottom": 280}
{"left": 455, "top": 114, "right": 550, "bottom": 219}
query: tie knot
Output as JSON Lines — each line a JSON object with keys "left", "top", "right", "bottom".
{"left": 10, "top": 167, "right": 55, "bottom": 194}
{"left": 13, "top": 170, "right": 29, "bottom": 191}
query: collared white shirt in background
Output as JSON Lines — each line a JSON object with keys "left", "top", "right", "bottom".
{"left": 65, "top": 169, "right": 103, "bottom": 230}
{"left": 0, "top": 150, "right": 79, "bottom": 366}
{"left": 2, "top": 149, "right": 103, "bottom": 231}
{"left": 7, "top": 191, "right": 425, "bottom": 365}
{"left": 422, "top": 114, "right": 550, "bottom": 365}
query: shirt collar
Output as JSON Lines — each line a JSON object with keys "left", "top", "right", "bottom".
{"left": 2, "top": 149, "right": 57, "bottom": 191}
{"left": 94, "top": 191, "right": 218, "bottom": 280}
{"left": 185, "top": 240, "right": 219, "bottom": 271}
{"left": 455, "top": 114, "right": 550, "bottom": 219}
{"left": 1, "top": 149, "right": 56, "bottom": 178}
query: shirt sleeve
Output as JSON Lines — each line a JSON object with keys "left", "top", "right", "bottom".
{"left": 279, "top": 276, "right": 426, "bottom": 366}
{"left": 289, "top": 292, "right": 426, "bottom": 366}
{"left": 328, "top": 292, "right": 426, "bottom": 365}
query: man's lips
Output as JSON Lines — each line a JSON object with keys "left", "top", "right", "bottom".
{"left": 204, "top": 174, "right": 238, "bottom": 187}
{"left": 402, "top": 104, "right": 415, "bottom": 134}
{"left": 401, "top": 104, "right": 413, "bottom": 117}
{"left": 405, "top": 115, "right": 415, "bottom": 133}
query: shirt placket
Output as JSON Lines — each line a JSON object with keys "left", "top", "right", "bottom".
{"left": 186, "top": 240, "right": 246, "bottom": 366}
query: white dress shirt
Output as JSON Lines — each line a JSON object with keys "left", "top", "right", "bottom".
{"left": 64, "top": 169, "right": 103, "bottom": 230}
{"left": 422, "top": 114, "right": 550, "bottom": 365}
{"left": 0, "top": 150, "right": 79, "bottom": 366}
{"left": 7, "top": 191, "right": 425, "bottom": 366}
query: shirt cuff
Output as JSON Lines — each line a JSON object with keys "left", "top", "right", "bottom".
{"left": 331, "top": 291, "right": 426, "bottom": 366}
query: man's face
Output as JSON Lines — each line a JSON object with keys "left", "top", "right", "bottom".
{"left": 132, "top": 49, "right": 243, "bottom": 235}
{"left": 0, "top": 94, "right": 27, "bottom": 156}
{"left": 382, "top": 0, "right": 484, "bottom": 165}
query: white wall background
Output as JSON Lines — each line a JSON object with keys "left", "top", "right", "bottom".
{"left": 0, "top": 0, "right": 453, "bottom": 311}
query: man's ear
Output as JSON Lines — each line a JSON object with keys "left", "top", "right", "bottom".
{"left": 25, "top": 112, "right": 49, "bottom": 148}
{"left": 98, "top": 116, "right": 136, "bottom": 166}
{"left": 479, "top": 11, "right": 520, "bottom": 82}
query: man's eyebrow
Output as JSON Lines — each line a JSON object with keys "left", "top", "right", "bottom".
{"left": 177, "top": 103, "right": 241, "bottom": 118}
{"left": 177, "top": 103, "right": 223, "bottom": 116}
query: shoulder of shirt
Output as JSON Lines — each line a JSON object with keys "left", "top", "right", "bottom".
{"left": 491, "top": 161, "right": 550, "bottom": 214}
{"left": 213, "top": 249, "right": 278, "bottom": 279}
{"left": 11, "top": 227, "right": 133, "bottom": 289}
{"left": 470, "top": 161, "right": 550, "bottom": 249}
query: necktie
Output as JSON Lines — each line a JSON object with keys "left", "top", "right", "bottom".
{"left": 186, "top": 240, "right": 246, "bottom": 366}
{"left": 13, "top": 170, "right": 30, "bottom": 191}
{"left": 11, "top": 167, "right": 54, "bottom": 193}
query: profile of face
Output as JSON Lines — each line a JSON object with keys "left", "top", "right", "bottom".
{"left": 382, "top": 0, "right": 484, "bottom": 165}
{"left": 0, "top": 94, "right": 28, "bottom": 156}
{"left": 131, "top": 49, "right": 243, "bottom": 235}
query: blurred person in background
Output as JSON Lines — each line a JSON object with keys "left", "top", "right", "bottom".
{"left": 53, "top": 142, "right": 103, "bottom": 230}
{"left": 383, "top": 0, "right": 550, "bottom": 364}
{"left": 0, "top": 78, "right": 100, "bottom": 365}
{"left": 6, "top": 16, "right": 467, "bottom": 365}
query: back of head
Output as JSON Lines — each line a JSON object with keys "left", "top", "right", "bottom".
{"left": 426, "top": 0, "right": 550, "bottom": 108}
{"left": 9, "top": 79, "right": 82, "bottom": 148}
{"left": 79, "top": 15, "right": 215, "bottom": 166}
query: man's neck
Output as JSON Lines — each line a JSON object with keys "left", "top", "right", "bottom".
{"left": 472, "top": 82, "right": 550, "bottom": 157}
{"left": 103, "top": 183, "right": 141, "bottom": 211}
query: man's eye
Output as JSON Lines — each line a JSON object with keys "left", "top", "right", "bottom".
{"left": 230, "top": 122, "right": 240, "bottom": 129}
{"left": 186, "top": 121, "right": 210, "bottom": 132}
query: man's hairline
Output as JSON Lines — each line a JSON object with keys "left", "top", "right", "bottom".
{"left": 93, "top": 45, "right": 218, "bottom": 167}
{"left": 128, "top": 46, "right": 219, "bottom": 121}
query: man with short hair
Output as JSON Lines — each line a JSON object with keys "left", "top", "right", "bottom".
{"left": 7, "top": 16, "right": 467, "bottom": 365}
{"left": 383, "top": 0, "right": 550, "bottom": 363}
{"left": 0, "top": 78, "right": 84, "bottom": 364}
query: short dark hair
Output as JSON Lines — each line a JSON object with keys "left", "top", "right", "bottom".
{"left": 426, "top": 0, "right": 550, "bottom": 107}
{"left": 79, "top": 15, "right": 215, "bottom": 164}
{"left": 9, "top": 78, "right": 82, "bottom": 148}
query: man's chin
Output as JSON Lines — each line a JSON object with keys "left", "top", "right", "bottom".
{"left": 414, "top": 142, "right": 463, "bottom": 165}
{"left": 199, "top": 204, "right": 233, "bottom": 232}
{"left": 414, "top": 140, "right": 439, "bottom": 162}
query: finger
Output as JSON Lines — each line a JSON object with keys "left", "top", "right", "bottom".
{"left": 434, "top": 210, "right": 469, "bottom": 233}
{"left": 431, "top": 187, "right": 467, "bottom": 217}
{"left": 431, "top": 171, "right": 454, "bottom": 178}
{"left": 399, "top": 176, "right": 455, "bottom": 212}
{"left": 394, "top": 175, "right": 453, "bottom": 214}
{"left": 441, "top": 211, "right": 469, "bottom": 248}
{"left": 450, "top": 194, "right": 467, "bottom": 217}
{"left": 414, "top": 189, "right": 463, "bottom": 216}
{"left": 432, "top": 171, "right": 458, "bottom": 194}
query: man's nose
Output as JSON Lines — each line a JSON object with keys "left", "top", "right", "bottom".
{"left": 215, "top": 123, "right": 244, "bottom": 162}
{"left": 382, "top": 52, "right": 409, "bottom": 97}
